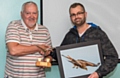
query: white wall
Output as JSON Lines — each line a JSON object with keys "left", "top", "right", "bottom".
{"left": 43, "top": 0, "right": 120, "bottom": 58}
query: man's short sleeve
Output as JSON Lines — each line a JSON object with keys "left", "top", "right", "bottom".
{"left": 5, "top": 21, "right": 20, "bottom": 43}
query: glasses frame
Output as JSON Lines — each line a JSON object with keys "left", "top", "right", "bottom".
{"left": 70, "top": 12, "right": 85, "bottom": 18}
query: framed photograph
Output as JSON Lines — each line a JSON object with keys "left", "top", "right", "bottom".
{"left": 56, "top": 40, "right": 103, "bottom": 78}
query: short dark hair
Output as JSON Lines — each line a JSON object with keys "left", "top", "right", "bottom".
{"left": 69, "top": 3, "right": 86, "bottom": 13}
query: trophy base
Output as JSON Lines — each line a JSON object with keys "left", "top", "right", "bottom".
{"left": 36, "top": 61, "right": 51, "bottom": 67}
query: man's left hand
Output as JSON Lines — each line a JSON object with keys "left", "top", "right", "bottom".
{"left": 88, "top": 72, "right": 99, "bottom": 78}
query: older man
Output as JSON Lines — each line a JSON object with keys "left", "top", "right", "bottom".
{"left": 4, "top": 1, "right": 52, "bottom": 78}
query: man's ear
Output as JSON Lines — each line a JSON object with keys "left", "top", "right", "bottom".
{"left": 85, "top": 12, "right": 87, "bottom": 17}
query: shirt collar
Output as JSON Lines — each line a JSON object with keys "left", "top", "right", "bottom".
{"left": 21, "top": 19, "right": 38, "bottom": 31}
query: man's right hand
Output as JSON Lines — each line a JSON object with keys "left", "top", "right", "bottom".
{"left": 36, "top": 44, "right": 53, "bottom": 56}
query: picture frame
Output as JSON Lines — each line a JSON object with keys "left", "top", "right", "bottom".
{"left": 56, "top": 40, "right": 103, "bottom": 78}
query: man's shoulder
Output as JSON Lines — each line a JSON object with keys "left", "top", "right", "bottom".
{"left": 9, "top": 20, "right": 21, "bottom": 25}
{"left": 88, "top": 26, "right": 107, "bottom": 36}
{"left": 8, "top": 20, "right": 22, "bottom": 28}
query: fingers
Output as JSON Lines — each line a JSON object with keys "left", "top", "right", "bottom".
{"left": 36, "top": 45, "right": 47, "bottom": 52}
{"left": 44, "top": 57, "right": 51, "bottom": 62}
{"left": 36, "top": 44, "right": 53, "bottom": 55}
{"left": 88, "top": 72, "right": 99, "bottom": 78}
{"left": 39, "top": 51, "right": 44, "bottom": 55}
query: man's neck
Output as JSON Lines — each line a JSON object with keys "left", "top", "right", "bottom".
{"left": 77, "top": 23, "right": 89, "bottom": 34}
{"left": 27, "top": 26, "right": 36, "bottom": 31}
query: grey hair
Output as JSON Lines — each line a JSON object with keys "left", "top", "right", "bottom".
{"left": 21, "top": 1, "right": 38, "bottom": 12}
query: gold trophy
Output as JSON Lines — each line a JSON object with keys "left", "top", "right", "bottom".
{"left": 36, "top": 45, "right": 52, "bottom": 67}
{"left": 36, "top": 57, "right": 51, "bottom": 67}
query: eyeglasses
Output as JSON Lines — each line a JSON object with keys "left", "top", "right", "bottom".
{"left": 70, "top": 12, "right": 85, "bottom": 17}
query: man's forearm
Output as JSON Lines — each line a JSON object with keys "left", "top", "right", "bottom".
{"left": 7, "top": 43, "right": 40, "bottom": 56}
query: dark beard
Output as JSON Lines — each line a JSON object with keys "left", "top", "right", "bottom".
{"left": 73, "top": 17, "right": 86, "bottom": 27}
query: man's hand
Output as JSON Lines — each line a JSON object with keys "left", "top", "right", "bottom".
{"left": 88, "top": 72, "right": 99, "bottom": 78}
{"left": 44, "top": 56, "right": 53, "bottom": 62}
{"left": 36, "top": 44, "right": 53, "bottom": 56}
